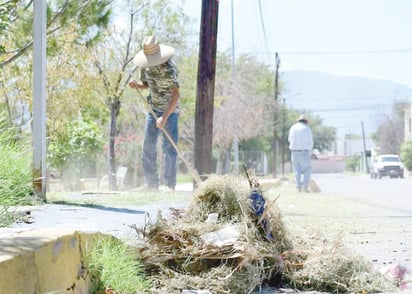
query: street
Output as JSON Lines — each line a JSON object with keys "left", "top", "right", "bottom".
{"left": 314, "top": 173, "right": 412, "bottom": 214}
{"left": 308, "top": 173, "right": 412, "bottom": 273}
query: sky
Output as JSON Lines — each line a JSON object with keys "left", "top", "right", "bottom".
{"left": 183, "top": 0, "right": 412, "bottom": 139}
{"left": 184, "top": 0, "right": 412, "bottom": 88}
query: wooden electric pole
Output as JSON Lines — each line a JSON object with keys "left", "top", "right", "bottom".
{"left": 272, "top": 52, "right": 280, "bottom": 178}
{"left": 281, "top": 97, "right": 286, "bottom": 177}
{"left": 194, "top": 0, "right": 219, "bottom": 182}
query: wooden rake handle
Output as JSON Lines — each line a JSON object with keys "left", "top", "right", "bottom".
{"left": 134, "top": 89, "right": 202, "bottom": 184}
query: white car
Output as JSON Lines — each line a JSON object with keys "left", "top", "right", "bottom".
{"left": 370, "top": 154, "right": 404, "bottom": 179}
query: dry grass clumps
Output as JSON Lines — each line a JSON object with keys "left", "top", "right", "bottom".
{"left": 134, "top": 175, "right": 396, "bottom": 293}
{"left": 282, "top": 231, "right": 396, "bottom": 293}
{"left": 135, "top": 175, "right": 291, "bottom": 293}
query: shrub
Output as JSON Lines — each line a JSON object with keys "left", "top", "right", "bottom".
{"left": 87, "top": 236, "right": 151, "bottom": 293}
{"left": 0, "top": 127, "right": 38, "bottom": 227}
{"left": 345, "top": 154, "right": 361, "bottom": 172}
{"left": 400, "top": 140, "right": 412, "bottom": 171}
{"left": 48, "top": 120, "right": 104, "bottom": 190}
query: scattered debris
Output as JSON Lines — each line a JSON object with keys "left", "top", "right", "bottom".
{"left": 15, "top": 210, "right": 33, "bottom": 224}
{"left": 131, "top": 174, "right": 398, "bottom": 293}
{"left": 380, "top": 263, "right": 412, "bottom": 289}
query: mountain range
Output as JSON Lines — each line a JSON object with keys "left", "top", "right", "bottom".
{"left": 281, "top": 71, "right": 412, "bottom": 139}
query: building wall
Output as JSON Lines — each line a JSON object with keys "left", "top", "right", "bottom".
{"left": 335, "top": 139, "right": 376, "bottom": 157}
{"left": 404, "top": 104, "right": 412, "bottom": 142}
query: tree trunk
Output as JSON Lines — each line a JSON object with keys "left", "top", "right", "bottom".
{"left": 108, "top": 97, "right": 121, "bottom": 190}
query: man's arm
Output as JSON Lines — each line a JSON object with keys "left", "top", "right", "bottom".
{"left": 156, "top": 87, "right": 180, "bottom": 129}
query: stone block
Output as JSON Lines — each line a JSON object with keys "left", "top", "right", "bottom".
{"left": 0, "top": 229, "right": 103, "bottom": 293}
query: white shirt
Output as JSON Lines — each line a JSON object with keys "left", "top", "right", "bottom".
{"left": 288, "top": 121, "right": 313, "bottom": 151}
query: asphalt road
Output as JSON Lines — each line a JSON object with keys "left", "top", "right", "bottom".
{"left": 314, "top": 173, "right": 412, "bottom": 214}
{"left": 310, "top": 173, "right": 412, "bottom": 273}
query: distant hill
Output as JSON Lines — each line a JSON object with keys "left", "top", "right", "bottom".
{"left": 281, "top": 71, "right": 412, "bottom": 139}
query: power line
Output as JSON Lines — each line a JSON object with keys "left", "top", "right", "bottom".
{"left": 314, "top": 104, "right": 391, "bottom": 113}
{"left": 271, "top": 49, "right": 412, "bottom": 56}
{"left": 257, "top": 0, "right": 269, "bottom": 55}
{"left": 285, "top": 91, "right": 412, "bottom": 102}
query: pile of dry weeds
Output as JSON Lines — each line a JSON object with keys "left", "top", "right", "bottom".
{"left": 282, "top": 229, "right": 396, "bottom": 293}
{"left": 134, "top": 175, "right": 396, "bottom": 293}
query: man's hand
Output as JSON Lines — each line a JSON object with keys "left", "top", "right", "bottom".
{"left": 129, "top": 80, "right": 147, "bottom": 89}
{"left": 156, "top": 116, "right": 167, "bottom": 129}
{"left": 129, "top": 80, "right": 139, "bottom": 89}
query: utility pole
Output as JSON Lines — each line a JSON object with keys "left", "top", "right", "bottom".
{"left": 194, "top": 0, "right": 219, "bottom": 182}
{"left": 33, "top": 0, "right": 47, "bottom": 199}
{"left": 231, "top": 0, "right": 239, "bottom": 175}
{"left": 281, "top": 97, "right": 286, "bottom": 177}
{"left": 272, "top": 52, "right": 280, "bottom": 178}
{"left": 361, "top": 121, "right": 369, "bottom": 173}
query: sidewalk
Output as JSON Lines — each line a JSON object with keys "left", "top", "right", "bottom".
{"left": 0, "top": 182, "right": 194, "bottom": 243}
{"left": 0, "top": 179, "right": 411, "bottom": 292}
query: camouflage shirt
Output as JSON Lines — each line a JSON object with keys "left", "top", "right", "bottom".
{"left": 140, "top": 59, "right": 180, "bottom": 113}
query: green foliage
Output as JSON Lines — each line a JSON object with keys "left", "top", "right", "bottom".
{"left": 0, "top": 122, "right": 38, "bottom": 227}
{"left": 48, "top": 120, "right": 104, "bottom": 187}
{"left": 308, "top": 115, "right": 337, "bottom": 153}
{"left": 400, "top": 140, "right": 412, "bottom": 171}
{"left": 0, "top": 0, "right": 20, "bottom": 56}
{"left": 1, "top": 0, "right": 112, "bottom": 66}
{"left": 237, "top": 54, "right": 275, "bottom": 97}
{"left": 140, "top": 0, "right": 190, "bottom": 45}
{"left": 111, "top": 133, "right": 142, "bottom": 172}
{"left": 87, "top": 236, "right": 151, "bottom": 293}
{"left": 0, "top": 1, "right": 18, "bottom": 31}
{"left": 176, "top": 47, "right": 199, "bottom": 122}
{"left": 345, "top": 154, "right": 361, "bottom": 172}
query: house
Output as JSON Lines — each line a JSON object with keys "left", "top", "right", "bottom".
{"left": 404, "top": 104, "right": 412, "bottom": 141}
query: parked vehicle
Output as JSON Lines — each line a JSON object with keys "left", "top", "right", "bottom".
{"left": 370, "top": 154, "right": 404, "bottom": 179}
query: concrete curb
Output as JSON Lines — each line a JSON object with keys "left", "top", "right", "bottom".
{"left": 0, "top": 229, "right": 104, "bottom": 294}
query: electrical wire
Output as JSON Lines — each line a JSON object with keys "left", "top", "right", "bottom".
{"left": 257, "top": 0, "right": 269, "bottom": 55}
{"left": 277, "top": 49, "right": 412, "bottom": 56}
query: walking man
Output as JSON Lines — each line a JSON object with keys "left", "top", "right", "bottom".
{"left": 288, "top": 115, "right": 313, "bottom": 192}
{"left": 129, "top": 35, "right": 180, "bottom": 191}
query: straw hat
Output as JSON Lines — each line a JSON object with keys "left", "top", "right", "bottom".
{"left": 133, "top": 35, "right": 175, "bottom": 68}
{"left": 297, "top": 115, "right": 308, "bottom": 123}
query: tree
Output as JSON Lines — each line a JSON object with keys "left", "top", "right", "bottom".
{"left": 0, "top": 0, "right": 111, "bottom": 67}
{"left": 310, "top": 116, "right": 337, "bottom": 153}
{"left": 400, "top": 140, "right": 412, "bottom": 171}
{"left": 184, "top": 51, "right": 337, "bottom": 174}
{"left": 212, "top": 53, "right": 275, "bottom": 173}
{"left": 174, "top": 47, "right": 199, "bottom": 148}
{"left": 0, "top": 0, "right": 20, "bottom": 55}
{"left": 0, "top": 0, "right": 113, "bottom": 145}
{"left": 0, "top": 9, "right": 110, "bottom": 140}
{"left": 373, "top": 100, "right": 407, "bottom": 154}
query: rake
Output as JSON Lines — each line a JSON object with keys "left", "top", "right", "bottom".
{"left": 134, "top": 88, "right": 202, "bottom": 184}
